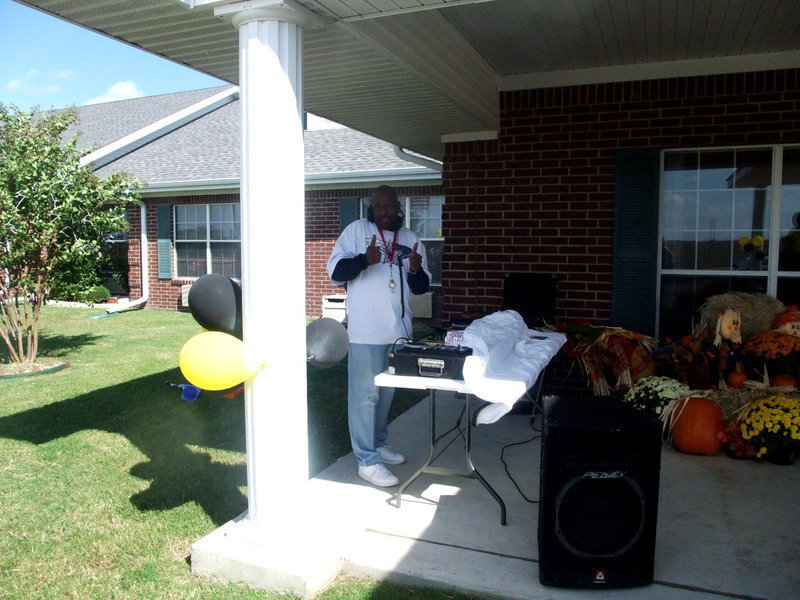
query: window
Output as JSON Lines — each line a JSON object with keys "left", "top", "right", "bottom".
{"left": 174, "top": 204, "right": 241, "bottom": 279}
{"left": 360, "top": 195, "right": 444, "bottom": 284}
{"left": 658, "top": 146, "right": 800, "bottom": 340}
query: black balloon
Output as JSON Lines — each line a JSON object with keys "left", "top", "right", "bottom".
{"left": 187, "top": 274, "right": 243, "bottom": 339}
{"left": 306, "top": 317, "right": 349, "bottom": 368}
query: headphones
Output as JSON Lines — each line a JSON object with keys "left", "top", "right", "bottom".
{"left": 367, "top": 204, "right": 405, "bottom": 232}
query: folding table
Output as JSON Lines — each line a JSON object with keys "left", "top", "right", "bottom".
{"left": 374, "top": 371, "right": 508, "bottom": 525}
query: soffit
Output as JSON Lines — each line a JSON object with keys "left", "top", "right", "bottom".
{"left": 16, "top": 0, "right": 800, "bottom": 159}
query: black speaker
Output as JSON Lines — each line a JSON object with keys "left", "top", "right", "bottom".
{"left": 538, "top": 396, "right": 662, "bottom": 588}
{"left": 501, "top": 272, "right": 557, "bottom": 328}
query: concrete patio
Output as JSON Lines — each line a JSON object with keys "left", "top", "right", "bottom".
{"left": 309, "top": 391, "right": 799, "bottom": 600}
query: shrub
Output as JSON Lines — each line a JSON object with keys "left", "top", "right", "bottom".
{"left": 82, "top": 285, "right": 111, "bottom": 305}
{"left": 48, "top": 254, "right": 103, "bottom": 301}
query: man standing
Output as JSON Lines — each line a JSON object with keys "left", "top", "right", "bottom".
{"left": 327, "top": 185, "right": 431, "bottom": 486}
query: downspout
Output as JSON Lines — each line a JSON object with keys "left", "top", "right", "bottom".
{"left": 107, "top": 199, "right": 149, "bottom": 313}
{"left": 392, "top": 145, "right": 443, "bottom": 172}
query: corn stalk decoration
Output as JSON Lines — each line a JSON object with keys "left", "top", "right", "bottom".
{"left": 0, "top": 104, "right": 140, "bottom": 363}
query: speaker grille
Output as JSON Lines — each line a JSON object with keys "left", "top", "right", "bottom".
{"left": 555, "top": 472, "right": 645, "bottom": 558}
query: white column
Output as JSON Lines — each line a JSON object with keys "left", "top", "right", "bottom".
{"left": 192, "top": 6, "right": 340, "bottom": 596}
{"left": 231, "top": 4, "right": 308, "bottom": 530}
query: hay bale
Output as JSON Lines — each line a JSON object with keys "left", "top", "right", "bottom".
{"left": 694, "top": 292, "right": 785, "bottom": 342}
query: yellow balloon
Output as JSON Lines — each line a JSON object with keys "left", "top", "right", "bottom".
{"left": 179, "top": 331, "right": 260, "bottom": 391}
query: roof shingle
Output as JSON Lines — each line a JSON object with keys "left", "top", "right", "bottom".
{"left": 63, "top": 87, "right": 439, "bottom": 185}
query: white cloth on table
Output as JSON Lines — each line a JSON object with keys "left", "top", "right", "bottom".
{"left": 460, "top": 310, "right": 566, "bottom": 425}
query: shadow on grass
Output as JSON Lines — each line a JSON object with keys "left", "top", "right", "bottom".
{"left": 0, "top": 359, "right": 426, "bottom": 526}
{"left": 0, "top": 332, "right": 103, "bottom": 362}
{"left": 0, "top": 368, "right": 248, "bottom": 526}
{"left": 36, "top": 331, "right": 104, "bottom": 358}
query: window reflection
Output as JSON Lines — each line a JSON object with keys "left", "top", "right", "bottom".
{"left": 662, "top": 148, "right": 771, "bottom": 272}
{"left": 778, "top": 148, "right": 800, "bottom": 271}
{"left": 659, "top": 147, "right": 779, "bottom": 340}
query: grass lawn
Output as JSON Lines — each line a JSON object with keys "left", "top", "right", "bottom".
{"left": 0, "top": 306, "right": 471, "bottom": 600}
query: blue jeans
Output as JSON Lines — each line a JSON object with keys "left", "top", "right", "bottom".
{"left": 348, "top": 343, "right": 395, "bottom": 466}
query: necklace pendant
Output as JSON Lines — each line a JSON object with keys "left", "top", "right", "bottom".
{"left": 389, "top": 278, "right": 396, "bottom": 292}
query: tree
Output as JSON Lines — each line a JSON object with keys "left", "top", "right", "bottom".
{"left": 0, "top": 104, "right": 140, "bottom": 364}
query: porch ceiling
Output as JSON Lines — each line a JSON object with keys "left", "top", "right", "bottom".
{"left": 16, "top": 0, "right": 800, "bottom": 159}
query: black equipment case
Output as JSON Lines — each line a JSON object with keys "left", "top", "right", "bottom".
{"left": 387, "top": 343, "right": 473, "bottom": 379}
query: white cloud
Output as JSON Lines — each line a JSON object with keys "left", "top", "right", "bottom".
{"left": 85, "top": 80, "right": 144, "bottom": 105}
{"left": 4, "top": 69, "right": 68, "bottom": 97}
{"left": 5, "top": 69, "right": 40, "bottom": 90}
{"left": 306, "top": 113, "right": 346, "bottom": 131}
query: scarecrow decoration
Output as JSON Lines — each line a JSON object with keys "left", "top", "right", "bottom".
{"left": 713, "top": 308, "right": 742, "bottom": 347}
{"left": 772, "top": 305, "right": 800, "bottom": 337}
{"left": 556, "top": 319, "right": 657, "bottom": 396}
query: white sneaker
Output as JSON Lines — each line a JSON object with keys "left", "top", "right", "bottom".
{"left": 358, "top": 463, "right": 399, "bottom": 487}
{"left": 377, "top": 446, "right": 406, "bottom": 465}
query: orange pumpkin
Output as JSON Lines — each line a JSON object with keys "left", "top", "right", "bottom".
{"left": 670, "top": 397, "right": 724, "bottom": 456}
{"left": 725, "top": 371, "right": 748, "bottom": 388}
{"left": 773, "top": 374, "right": 797, "bottom": 387}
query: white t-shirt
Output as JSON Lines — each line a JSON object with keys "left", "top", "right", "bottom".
{"left": 327, "top": 218, "right": 430, "bottom": 344}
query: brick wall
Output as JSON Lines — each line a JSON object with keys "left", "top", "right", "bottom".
{"left": 441, "top": 68, "right": 800, "bottom": 328}
{"left": 305, "top": 189, "right": 350, "bottom": 318}
{"left": 442, "top": 68, "right": 800, "bottom": 394}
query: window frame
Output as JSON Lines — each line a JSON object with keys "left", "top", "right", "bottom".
{"left": 173, "top": 203, "right": 241, "bottom": 280}
{"left": 656, "top": 144, "right": 800, "bottom": 339}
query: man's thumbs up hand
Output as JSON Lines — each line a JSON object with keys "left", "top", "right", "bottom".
{"left": 366, "top": 234, "right": 381, "bottom": 265}
{"left": 409, "top": 242, "right": 422, "bottom": 273}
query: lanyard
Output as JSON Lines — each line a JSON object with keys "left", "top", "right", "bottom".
{"left": 377, "top": 227, "right": 397, "bottom": 263}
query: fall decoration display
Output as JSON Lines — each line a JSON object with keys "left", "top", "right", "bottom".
{"left": 623, "top": 375, "right": 689, "bottom": 415}
{"left": 556, "top": 320, "right": 657, "bottom": 396}
{"left": 738, "top": 395, "right": 800, "bottom": 464}
{"left": 665, "top": 396, "right": 725, "bottom": 456}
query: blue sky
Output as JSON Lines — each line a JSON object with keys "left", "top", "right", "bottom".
{"left": 0, "top": 0, "right": 227, "bottom": 112}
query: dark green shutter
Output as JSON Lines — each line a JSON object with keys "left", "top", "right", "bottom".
{"left": 156, "top": 204, "right": 173, "bottom": 279}
{"left": 339, "top": 197, "right": 359, "bottom": 233}
{"left": 611, "top": 148, "right": 660, "bottom": 337}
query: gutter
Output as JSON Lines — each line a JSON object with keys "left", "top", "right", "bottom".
{"left": 107, "top": 199, "right": 149, "bottom": 313}
{"left": 137, "top": 166, "right": 442, "bottom": 195}
{"left": 393, "top": 145, "right": 443, "bottom": 172}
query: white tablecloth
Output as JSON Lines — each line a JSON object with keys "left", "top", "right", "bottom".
{"left": 461, "top": 310, "right": 566, "bottom": 424}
